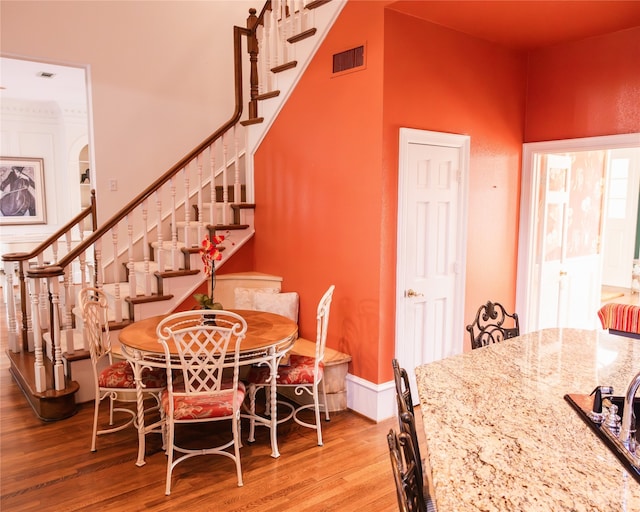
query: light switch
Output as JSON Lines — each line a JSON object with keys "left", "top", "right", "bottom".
{"left": 109, "top": 179, "right": 118, "bottom": 191}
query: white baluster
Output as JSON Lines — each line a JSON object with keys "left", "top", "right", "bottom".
{"left": 234, "top": 125, "right": 241, "bottom": 208}
{"left": 4, "top": 261, "right": 18, "bottom": 352}
{"left": 210, "top": 142, "right": 218, "bottom": 227}
{"left": 272, "top": 0, "right": 282, "bottom": 67}
{"left": 142, "top": 199, "right": 152, "bottom": 296}
{"left": 112, "top": 228, "right": 123, "bottom": 323}
{"left": 260, "top": 16, "right": 272, "bottom": 92}
{"left": 30, "top": 278, "right": 46, "bottom": 392}
{"left": 126, "top": 214, "right": 136, "bottom": 299}
{"left": 170, "top": 177, "right": 179, "bottom": 270}
{"left": 37, "top": 273, "right": 48, "bottom": 338}
{"left": 222, "top": 133, "right": 229, "bottom": 225}
{"left": 78, "top": 218, "right": 88, "bottom": 289}
{"left": 183, "top": 165, "right": 191, "bottom": 249}
{"left": 156, "top": 190, "right": 165, "bottom": 273}
{"left": 63, "top": 267, "right": 74, "bottom": 355}
{"left": 95, "top": 238, "right": 103, "bottom": 289}
{"left": 196, "top": 153, "right": 205, "bottom": 244}
{"left": 49, "top": 276, "right": 65, "bottom": 391}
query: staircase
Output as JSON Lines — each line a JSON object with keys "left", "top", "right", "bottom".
{"left": 1, "top": 0, "right": 345, "bottom": 421}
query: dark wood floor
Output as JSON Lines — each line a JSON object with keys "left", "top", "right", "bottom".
{"left": 0, "top": 297, "right": 404, "bottom": 512}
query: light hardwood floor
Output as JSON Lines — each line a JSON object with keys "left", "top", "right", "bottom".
{"left": 0, "top": 300, "right": 405, "bottom": 512}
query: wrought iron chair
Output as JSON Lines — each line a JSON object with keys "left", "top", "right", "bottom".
{"left": 392, "top": 358, "right": 415, "bottom": 414}
{"left": 80, "top": 287, "right": 166, "bottom": 453}
{"left": 392, "top": 359, "right": 425, "bottom": 499}
{"left": 246, "top": 285, "right": 335, "bottom": 446}
{"left": 156, "top": 310, "right": 247, "bottom": 495}
{"left": 466, "top": 300, "right": 520, "bottom": 350}
{"left": 387, "top": 428, "right": 436, "bottom": 512}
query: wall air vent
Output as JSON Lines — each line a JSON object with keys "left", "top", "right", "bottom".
{"left": 332, "top": 45, "right": 364, "bottom": 74}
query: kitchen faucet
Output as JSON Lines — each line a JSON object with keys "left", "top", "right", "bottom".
{"left": 620, "top": 370, "right": 640, "bottom": 447}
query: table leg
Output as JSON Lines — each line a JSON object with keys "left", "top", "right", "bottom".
{"left": 131, "top": 357, "right": 147, "bottom": 467}
{"left": 269, "top": 352, "right": 280, "bottom": 458}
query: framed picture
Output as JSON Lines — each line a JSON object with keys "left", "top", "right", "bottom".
{"left": 0, "top": 157, "right": 47, "bottom": 225}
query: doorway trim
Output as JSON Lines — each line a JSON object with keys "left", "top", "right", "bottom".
{"left": 516, "top": 133, "right": 640, "bottom": 333}
{"left": 395, "top": 128, "right": 469, "bottom": 397}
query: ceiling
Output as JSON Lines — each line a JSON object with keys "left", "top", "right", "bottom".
{"left": 1, "top": 1, "right": 638, "bottom": 105}
{"left": 0, "top": 57, "right": 87, "bottom": 104}
{"left": 387, "top": 1, "right": 640, "bottom": 50}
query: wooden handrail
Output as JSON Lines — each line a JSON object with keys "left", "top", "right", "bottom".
{"left": 1, "top": 190, "right": 97, "bottom": 264}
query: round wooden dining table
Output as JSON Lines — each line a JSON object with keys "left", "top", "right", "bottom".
{"left": 118, "top": 309, "right": 298, "bottom": 466}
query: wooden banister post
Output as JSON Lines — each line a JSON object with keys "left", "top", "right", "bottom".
{"left": 246, "top": 7, "right": 260, "bottom": 120}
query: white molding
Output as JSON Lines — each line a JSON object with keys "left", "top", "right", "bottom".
{"left": 346, "top": 373, "right": 396, "bottom": 422}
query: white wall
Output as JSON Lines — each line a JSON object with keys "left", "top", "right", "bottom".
{"left": 0, "top": 0, "right": 255, "bottom": 223}
{"left": 0, "top": 97, "right": 88, "bottom": 252}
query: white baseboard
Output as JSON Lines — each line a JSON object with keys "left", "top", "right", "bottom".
{"left": 345, "top": 373, "right": 396, "bottom": 422}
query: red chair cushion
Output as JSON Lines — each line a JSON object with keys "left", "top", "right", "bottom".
{"left": 247, "top": 355, "right": 324, "bottom": 386}
{"left": 161, "top": 381, "right": 246, "bottom": 420}
{"left": 98, "top": 360, "right": 167, "bottom": 389}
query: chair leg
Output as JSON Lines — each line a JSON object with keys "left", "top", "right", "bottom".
{"left": 312, "top": 383, "right": 323, "bottom": 446}
{"left": 165, "top": 421, "right": 175, "bottom": 496}
{"left": 320, "top": 379, "right": 330, "bottom": 422}
{"left": 108, "top": 394, "right": 115, "bottom": 425}
{"left": 91, "top": 393, "right": 101, "bottom": 452}
{"left": 233, "top": 412, "right": 244, "bottom": 487}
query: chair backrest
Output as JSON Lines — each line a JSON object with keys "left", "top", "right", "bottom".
{"left": 392, "top": 358, "right": 414, "bottom": 412}
{"left": 466, "top": 300, "right": 520, "bottom": 350}
{"left": 392, "top": 359, "right": 424, "bottom": 495}
{"left": 387, "top": 429, "right": 427, "bottom": 512}
{"left": 79, "top": 287, "right": 112, "bottom": 369}
{"left": 156, "top": 310, "right": 247, "bottom": 397}
{"left": 313, "top": 285, "right": 335, "bottom": 364}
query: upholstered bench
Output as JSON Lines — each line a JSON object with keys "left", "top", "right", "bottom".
{"left": 280, "top": 337, "right": 352, "bottom": 412}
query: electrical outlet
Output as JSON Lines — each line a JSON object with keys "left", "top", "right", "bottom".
{"left": 109, "top": 179, "right": 118, "bottom": 191}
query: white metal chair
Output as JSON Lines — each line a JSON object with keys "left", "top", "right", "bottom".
{"left": 80, "top": 287, "right": 166, "bottom": 453}
{"left": 246, "top": 285, "right": 335, "bottom": 446}
{"left": 156, "top": 310, "right": 247, "bottom": 495}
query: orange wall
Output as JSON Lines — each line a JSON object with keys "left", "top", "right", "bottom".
{"left": 381, "top": 10, "right": 527, "bottom": 378}
{"left": 254, "top": 1, "right": 387, "bottom": 381}
{"left": 525, "top": 27, "right": 640, "bottom": 141}
{"left": 254, "top": 1, "right": 526, "bottom": 384}
{"left": 251, "top": 3, "right": 638, "bottom": 386}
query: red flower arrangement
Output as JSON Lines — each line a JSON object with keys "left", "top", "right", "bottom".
{"left": 193, "top": 234, "right": 226, "bottom": 310}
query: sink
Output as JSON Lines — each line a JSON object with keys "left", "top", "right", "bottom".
{"left": 565, "top": 392, "right": 640, "bottom": 483}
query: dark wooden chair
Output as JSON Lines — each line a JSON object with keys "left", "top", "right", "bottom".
{"left": 466, "top": 300, "right": 520, "bottom": 350}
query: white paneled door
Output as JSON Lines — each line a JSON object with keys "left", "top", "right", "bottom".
{"left": 396, "top": 129, "right": 468, "bottom": 403}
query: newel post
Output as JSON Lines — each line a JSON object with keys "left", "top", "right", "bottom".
{"left": 27, "top": 265, "right": 66, "bottom": 392}
{"left": 246, "top": 7, "right": 260, "bottom": 120}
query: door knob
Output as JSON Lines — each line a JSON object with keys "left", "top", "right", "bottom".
{"left": 406, "top": 289, "right": 424, "bottom": 298}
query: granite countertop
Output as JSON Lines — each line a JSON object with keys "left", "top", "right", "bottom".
{"left": 415, "top": 328, "right": 640, "bottom": 512}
